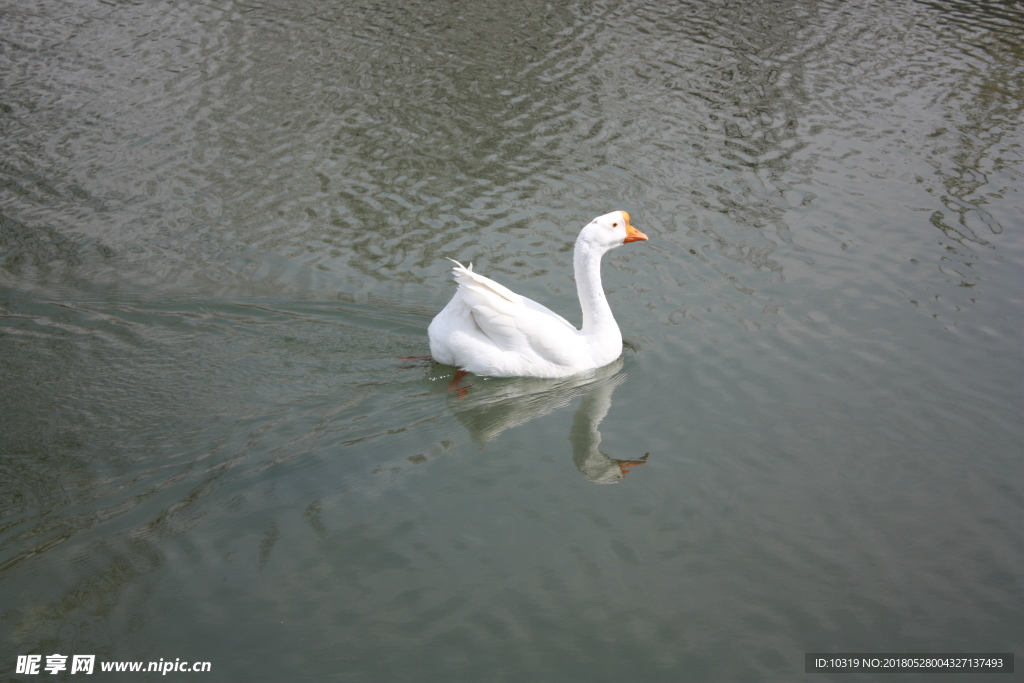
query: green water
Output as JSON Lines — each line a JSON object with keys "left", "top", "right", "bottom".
{"left": 2, "top": 0, "right": 1022, "bottom": 680}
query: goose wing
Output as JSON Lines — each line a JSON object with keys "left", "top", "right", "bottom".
{"left": 449, "top": 260, "right": 579, "bottom": 366}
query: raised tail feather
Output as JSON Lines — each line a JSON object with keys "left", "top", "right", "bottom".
{"left": 448, "top": 258, "right": 473, "bottom": 278}
{"left": 446, "top": 258, "right": 524, "bottom": 305}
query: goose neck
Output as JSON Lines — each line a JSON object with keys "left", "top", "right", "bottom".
{"left": 574, "top": 240, "right": 618, "bottom": 337}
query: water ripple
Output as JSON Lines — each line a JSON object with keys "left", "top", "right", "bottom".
{"left": 1, "top": 0, "right": 1022, "bottom": 676}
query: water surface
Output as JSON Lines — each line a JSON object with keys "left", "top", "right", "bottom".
{"left": 1, "top": 0, "right": 1022, "bottom": 680}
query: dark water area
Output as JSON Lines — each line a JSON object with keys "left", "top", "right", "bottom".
{"left": 1, "top": 0, "right": 1022, "bottom": 680}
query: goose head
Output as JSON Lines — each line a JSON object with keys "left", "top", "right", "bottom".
{"left": 579, "top": 210, "right": 649, "bottom": 252}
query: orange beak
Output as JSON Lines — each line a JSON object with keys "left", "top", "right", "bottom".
{"left": 621, "top": 211, "right": 648, "bottom": 243}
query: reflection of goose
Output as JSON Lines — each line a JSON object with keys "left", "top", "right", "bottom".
{"left": 428, "top": 211, "right": 648, "bottom": 378}
{"left": 442, "top": 358, "right": 648, "bottom": 483}
{"left": 569, "top": 371, "right": 648, "bottom": 484}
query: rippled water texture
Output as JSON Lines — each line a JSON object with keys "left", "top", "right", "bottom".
{"left": 2, "top": 0, "right": 1022, "bottom": 680}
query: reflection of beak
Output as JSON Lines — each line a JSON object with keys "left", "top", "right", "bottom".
{"left": 621, "top": 211, "right": 648, "bottom": 243}
{"left": 617, "top": 453, "right": 650, "bottom": 474}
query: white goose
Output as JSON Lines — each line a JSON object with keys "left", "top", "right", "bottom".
{"left": 428, "top": 211, "right": 648, "bottom": 378}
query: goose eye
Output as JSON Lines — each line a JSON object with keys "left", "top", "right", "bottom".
{"left": 612, "top": 222, "right": 618, "bottom": 227}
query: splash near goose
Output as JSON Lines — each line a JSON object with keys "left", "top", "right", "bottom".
{"left": 428, "top": 211, "right": 648, "bottom": 378}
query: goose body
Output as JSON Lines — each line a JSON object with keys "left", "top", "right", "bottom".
{"left": 428, "top": 211, "right": 648, "bottom": 378}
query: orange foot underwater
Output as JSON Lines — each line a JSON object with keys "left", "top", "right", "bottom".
{"left": 446, "top": 369, "right": 473, "bottom": 400}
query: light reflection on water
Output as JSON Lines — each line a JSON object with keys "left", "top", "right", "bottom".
{"left": 1, "top": 0, "right": 1022, "bottom": 679}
